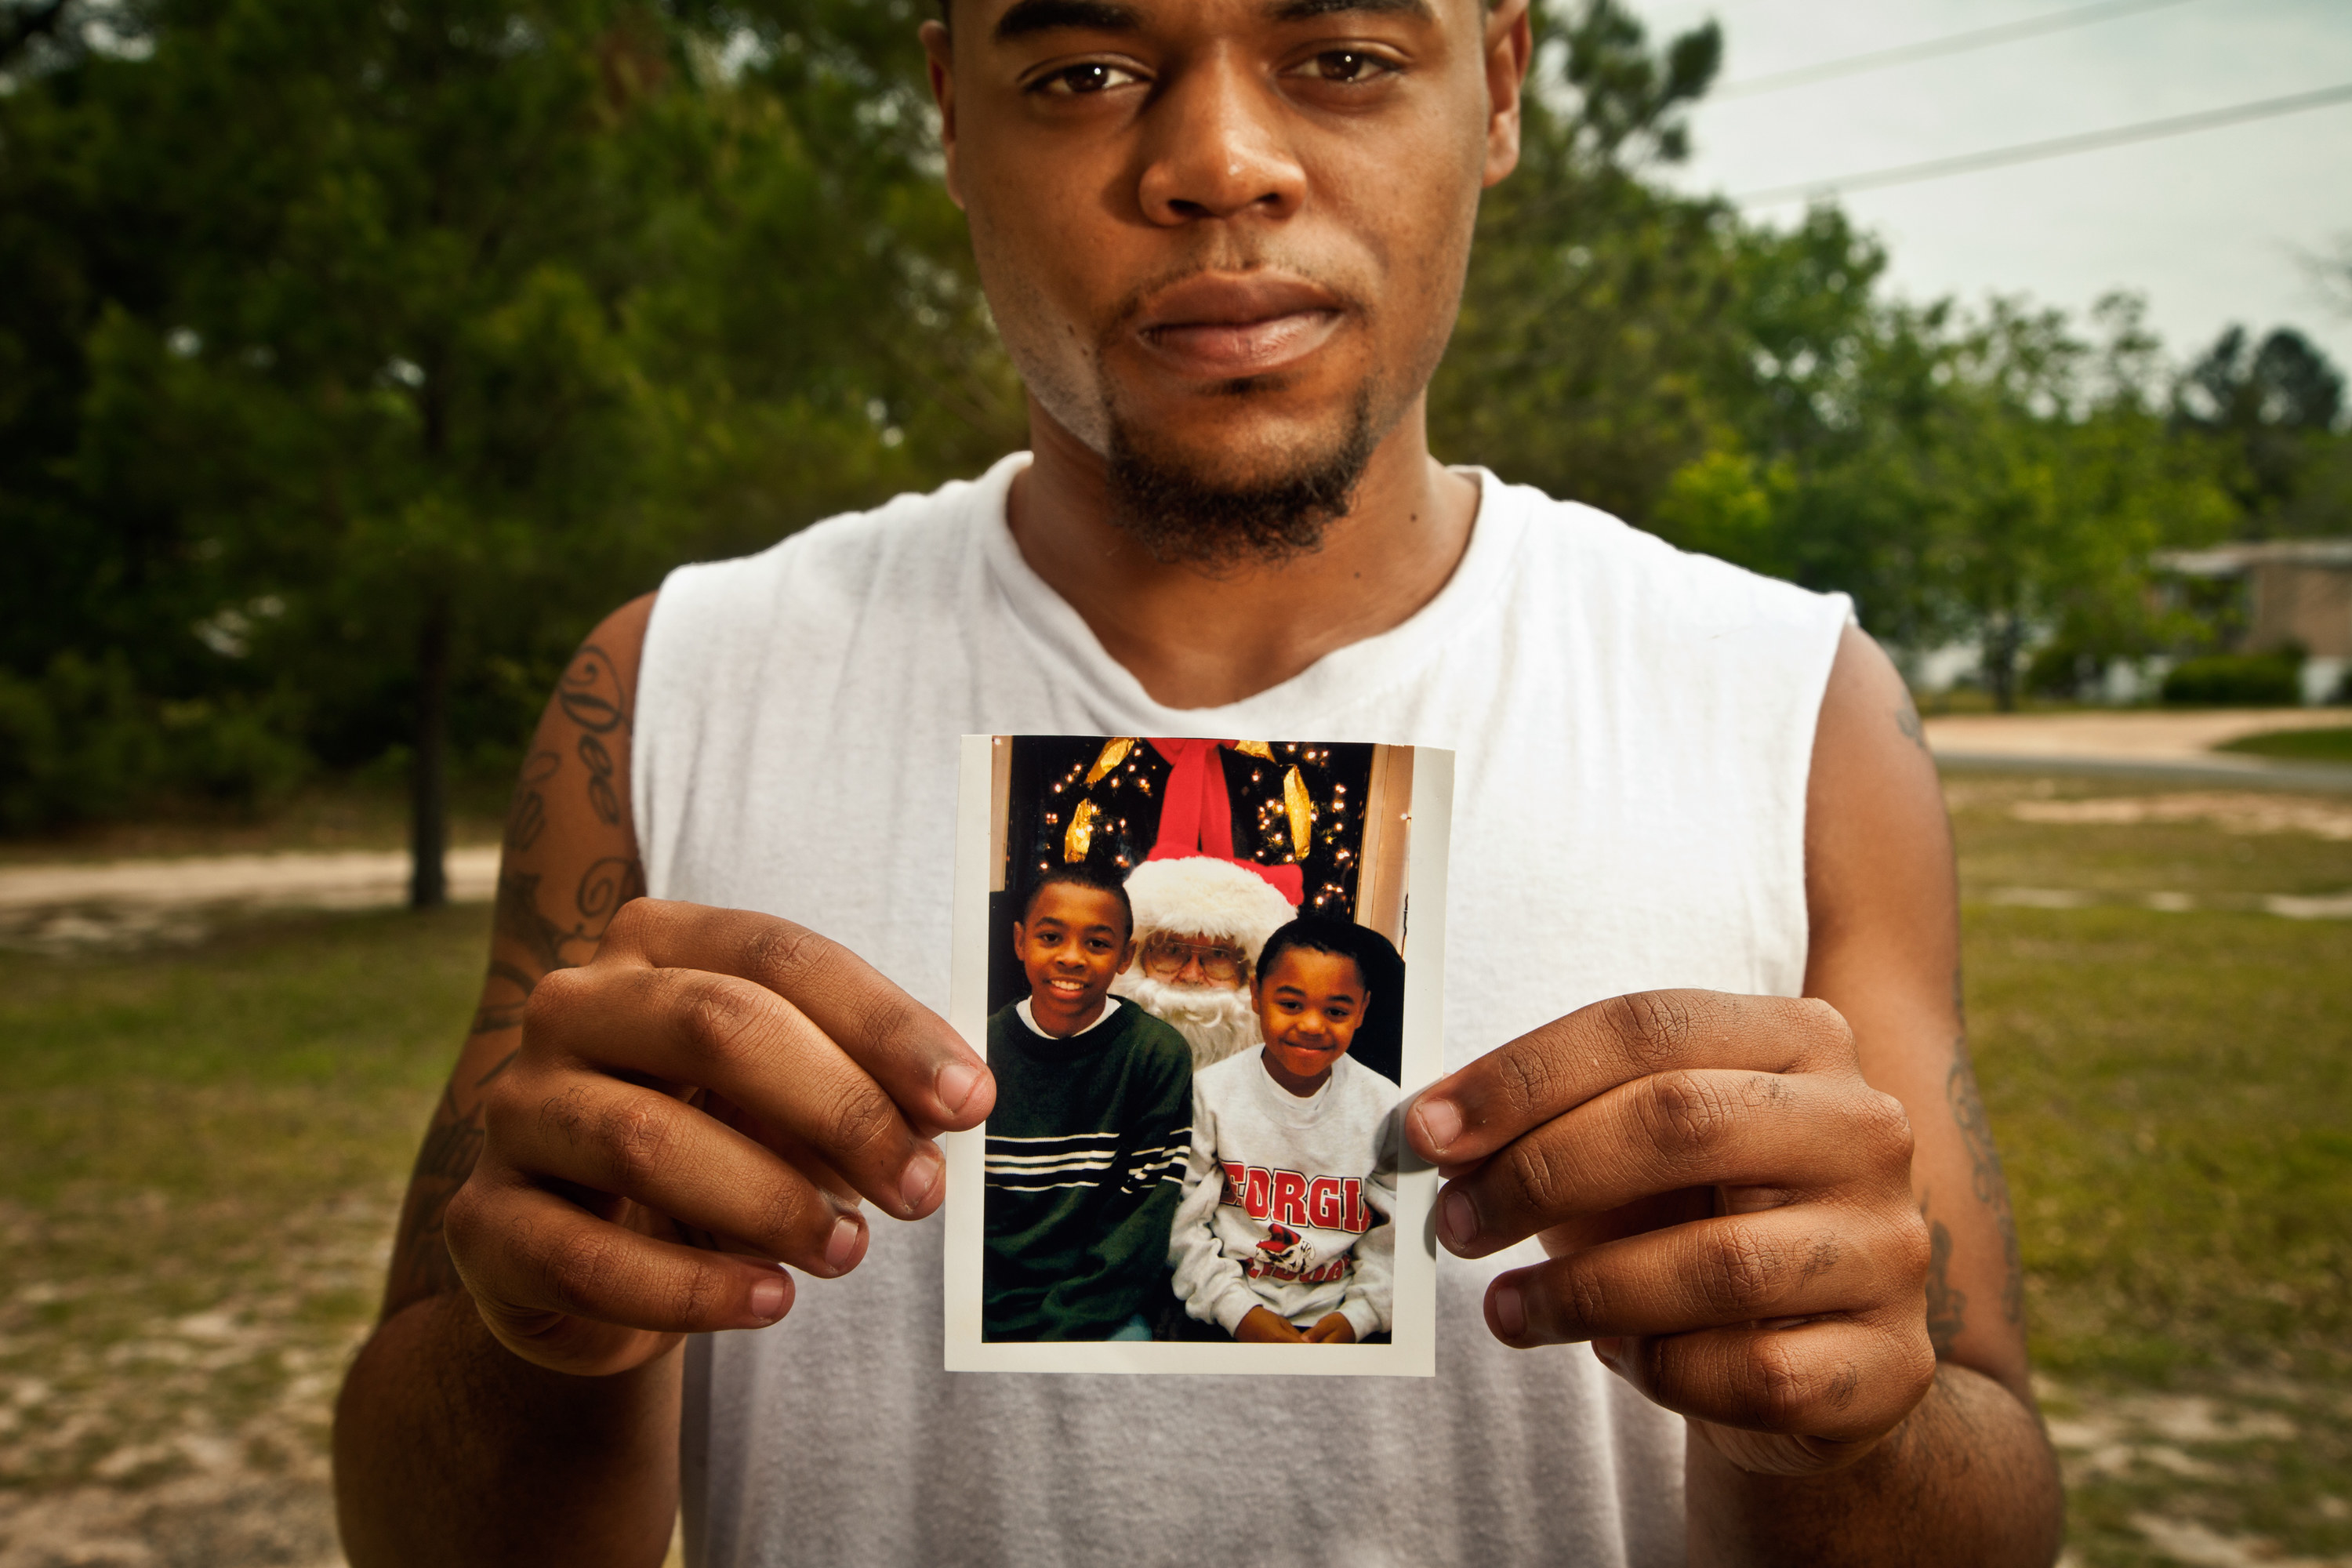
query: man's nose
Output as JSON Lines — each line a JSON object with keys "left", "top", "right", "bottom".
{"left": 1178, "top": 953, "right": 1208, "bottom": 982}
{"left": 1135, "top": 53, "right": 1306, "bottom": 227}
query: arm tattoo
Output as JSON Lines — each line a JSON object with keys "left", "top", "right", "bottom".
{"left": 384, "top": 634, "right": 645, "bottom": 1318}
{"left": 1896, "top": 691, "right": 1929, "bottom": 754}
{"left": 557, "top": 641, "right": 630, "bottom": 735}
{"left": 1921, "top": 1200, "right": 1967, "bottom": 1356}
{"left": 1949, "top": 1040, "right": 2026, "bottom": 1330}
{"left": 579, "top": 733, "right": 621, "bottom": 825}
{"left": 506, "top": 750, "right": 560, "bottom": 855}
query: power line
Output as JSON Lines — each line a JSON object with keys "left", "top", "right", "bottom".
{"left": 1733, "top": 81, "right": 2352, "bottom": 205}
{"left": 1715, "top": 0, "right": 2204, "bottom": 101}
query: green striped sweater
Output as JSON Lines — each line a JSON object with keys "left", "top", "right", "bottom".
{"left": 982, "top": 999, "right": 1193, "bottom": 1341}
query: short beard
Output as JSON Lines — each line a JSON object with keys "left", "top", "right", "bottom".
{"left": 1103, "top": 383, "right": 1379, "bottom": 570}
{"left": 1112, "top": 972, "right": 1262, "bottom": 1072}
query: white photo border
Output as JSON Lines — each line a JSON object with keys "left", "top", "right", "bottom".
{"left": 944, "top": 735, "right": 1453, "bottom": 1377}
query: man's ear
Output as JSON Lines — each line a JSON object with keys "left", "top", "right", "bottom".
{"left": 920, "top": 20, "right": 967, "bottom": 211}
{"left": 1010, "top": 920, "right": 1028, "bottom": 960}
{"left": 1482, "top": 0, "right": 1534, "bottom": 189}
{"left": 1116, "top": 938, "right": 1137, "bottom": 975}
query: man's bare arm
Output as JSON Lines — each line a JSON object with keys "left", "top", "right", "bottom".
{"left": 334, "top": 593, "right": 996, "bottom": 1568}
{"left": 1690, "top": 625, "right": 2061, "bottom": 1565}
{"left": 335, "top": 595, "right": 683, "bottom": 1568}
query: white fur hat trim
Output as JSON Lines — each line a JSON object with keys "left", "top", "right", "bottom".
{"left": 1123, "top": 855, "right": 1298, "bottom": 967}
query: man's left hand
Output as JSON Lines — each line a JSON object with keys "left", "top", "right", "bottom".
{"left": 1406, "top": 989, "right": 1935, "bottom": 1478}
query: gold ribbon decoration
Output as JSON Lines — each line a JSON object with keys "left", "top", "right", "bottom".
{"left": 1063, "top": 798, "right": 1101, "bottom": 862}
{"left": 1083, "top": 738, "right": 1135, "bottom": 786}
{"left": 1234, "top": 740, "right": 1275, "bottom": 761}
{"left": 1282, "top": 766, "right": 1313, "bottom": 860}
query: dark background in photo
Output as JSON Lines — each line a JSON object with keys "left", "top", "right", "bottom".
{"left": 987, "top": 736, "right": 1404, "bottom": 1083}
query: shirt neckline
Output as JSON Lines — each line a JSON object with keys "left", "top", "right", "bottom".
{"left": 1240, "top": 1044, "right": 1344, "bottom": 1125}
{"left": 971, "top": 452, "right": 1529, "bottom": 728}
{"left": 1014, "top": 992, "right": 1122, "bottom": 1040}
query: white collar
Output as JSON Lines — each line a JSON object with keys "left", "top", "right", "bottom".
{"left": 1015, "top": 993, "right": 1122, "bottom": 1040}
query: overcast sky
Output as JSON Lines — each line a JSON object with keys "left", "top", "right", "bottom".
{"left": 1635, "top": 0, "right": 2352, "bottom": 379}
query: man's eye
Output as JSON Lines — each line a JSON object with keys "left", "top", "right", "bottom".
{"left": 1036, "top": 61, "right": 1142, "bottom": 96}
{"left": 1301, "top": 49, "right": 1394, "bottom": 84}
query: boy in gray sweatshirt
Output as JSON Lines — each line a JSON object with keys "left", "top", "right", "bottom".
{"left": 1170, "top": 918, "right": 1399, "bottom": 1344}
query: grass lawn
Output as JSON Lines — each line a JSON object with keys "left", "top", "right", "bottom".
{"left": 0, "top": 906, "right": 488, "bottom": 1562}
{"left": 1, "top": 779, "right": 2347, "bottom": 1565}
{"left": 2216, "top": 724, "right": 2352, "bottom": 764}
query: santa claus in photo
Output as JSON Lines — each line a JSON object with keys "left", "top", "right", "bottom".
{"left": 1111, "top": 853, "right": 1299, "bottom": 1072}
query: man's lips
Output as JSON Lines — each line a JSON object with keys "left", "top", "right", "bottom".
{"left": 1131, "top": 274, "right": 1350, "bottom": 379}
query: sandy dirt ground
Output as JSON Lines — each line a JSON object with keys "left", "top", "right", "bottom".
{"left": 1925, "top": 708, "right": 2348, "bottom": 764}
{"left": 0, "top": 850, "right": 500, "bottom": 953}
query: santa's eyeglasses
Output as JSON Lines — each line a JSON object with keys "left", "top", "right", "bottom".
{"left": 1139, "top": 937, "right": 1245, "bottom": 983}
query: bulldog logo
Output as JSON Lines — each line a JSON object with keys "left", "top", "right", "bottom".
{"left": 1251, "top": 1222, "right": 1315, "bottom": 1277}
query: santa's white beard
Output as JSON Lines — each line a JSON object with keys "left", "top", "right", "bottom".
{"left": 1112, "top": 972, "right": 1262, "bottom": 1072}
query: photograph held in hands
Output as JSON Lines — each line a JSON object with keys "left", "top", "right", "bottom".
{"left": 945, "top": 735, "right": 1451, "bottom": 1376}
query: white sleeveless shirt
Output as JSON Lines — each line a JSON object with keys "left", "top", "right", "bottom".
{"left": 634, "top": 454, "right": 1851, "bottom": 1568}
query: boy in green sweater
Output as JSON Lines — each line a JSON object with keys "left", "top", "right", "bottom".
{"left": 983, "top": 865, "right": 1194, "bottom": 1341}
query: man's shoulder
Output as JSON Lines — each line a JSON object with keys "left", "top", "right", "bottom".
{"left": 1482, "top": 472, "right": 1848, "bottom": 633}
{"left": 655, "top": 456, "right": 1022, "bottom": 619}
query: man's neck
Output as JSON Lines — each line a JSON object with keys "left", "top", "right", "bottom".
{"left": 1007, "top": 396, "right": 1479, "bottom": 711}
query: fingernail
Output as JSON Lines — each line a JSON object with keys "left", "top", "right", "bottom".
{"left": 1439, "top": 1188, "right": 1479, "bottom": 1252}
{"left": 936, "top": 1061, "right": 983, "bottom": 1115}
{"left": 748, "top": 1274, "right": 789, "bottom": 1324}
{"left": 824, "top": 1215, "right": 862, "bottom": 1272}
{"left": 1415, "top": 1096, "right": 1462, "bottom": 1154}
{"left": 1592, "top": 1335, "right": 1625, "bottom": 1365}
{"left": 900, "top": 1148, "right": 943, "bottom": 1215}
{"left": 1491, "top": 1280, "right": 1526, "bottom": 1338}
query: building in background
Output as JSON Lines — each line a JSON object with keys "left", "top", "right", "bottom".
{"left": 2155, "top": 542, "right": 2352, "bottom": 706}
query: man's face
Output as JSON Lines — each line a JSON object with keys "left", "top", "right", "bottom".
{"left": 1138, "top": 929, "right": 1250, "bottom": 990}
{"left": 925, "top": 0, "right": 1526, "bottom": 554}
{"left": 1013, "top": 883, "right": 1134, "bottom": 1035}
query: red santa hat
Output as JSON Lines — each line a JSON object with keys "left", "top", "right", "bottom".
{"left": 1123, "top": 738, "right": 1306, "bottom": 971}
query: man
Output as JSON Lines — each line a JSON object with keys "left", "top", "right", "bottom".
{"left": 335, "top": 2, "right": 2063, "bottom": 1564}
{"left": 1112, "top": 854, "right": 1298, "bottom": 1069}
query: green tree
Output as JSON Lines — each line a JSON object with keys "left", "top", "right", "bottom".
{"left": 2, "top": 0, "right": 1014, "bottom": 887}
{"left": 2175, "top": 325, "right": 2347, "bottom": 538}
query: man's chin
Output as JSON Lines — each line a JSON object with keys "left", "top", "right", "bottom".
{"left": 1100, "top": 382, "right": 1380, "bottom": 570}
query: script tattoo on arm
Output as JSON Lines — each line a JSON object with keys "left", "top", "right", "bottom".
{"left": 381, "top": 633, "right": 645, "bottom": 1320}
{"left": 1920, "top": 1196, "right": 1968, "bottom": 1356}
{"left": 1896, "top": 690, "right": 1929, "bottom": 754}
{"left": 1949, "top": 1038, "right": 2026, "bottom": 1330}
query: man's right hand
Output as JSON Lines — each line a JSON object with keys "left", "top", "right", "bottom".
{"left": 442, "top": 898, "right": 995, "bottom": 1377}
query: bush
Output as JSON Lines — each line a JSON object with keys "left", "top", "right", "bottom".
{"left": 2160, "top": 652, "right": 2303, "bottom": 707}
{"left": 2025, "top": 642, "right": 2099, "bottom": 701}
{"left": 0, "top": 653, "right": 311, "bottom": 833}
